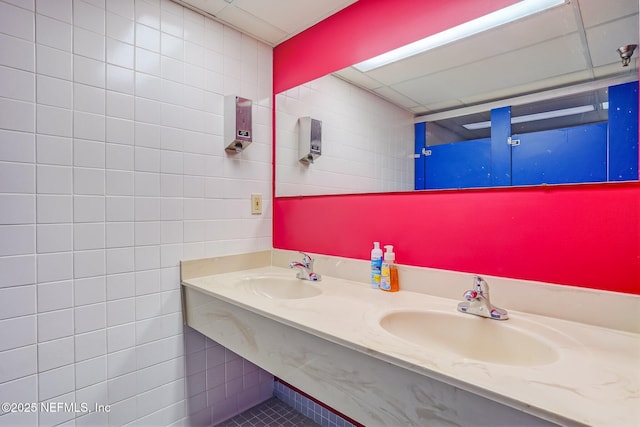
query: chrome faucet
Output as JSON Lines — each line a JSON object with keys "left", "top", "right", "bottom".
{"left": 457, "top": 275, "right": 508, "bottom": 320}
{"left": 289, "top": 251, "right": 321, "bottom": 281}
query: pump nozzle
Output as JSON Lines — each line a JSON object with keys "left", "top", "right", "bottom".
{"left": 383, "top": 245, "right": 395, "bottom": 262}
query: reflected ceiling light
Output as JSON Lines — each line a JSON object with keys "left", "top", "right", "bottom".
{"left": 353, "top": 0, "right": 566, "bottom": 72}
{"left": 462, "top": 105, "right": 595, "bottom": 130}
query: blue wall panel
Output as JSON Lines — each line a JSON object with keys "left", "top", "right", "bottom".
{"left": 490, "top": 106, "right": 512, "bottom": 186}
{"left": 512, "top": 122, "right": 607, "bottom": 185}
{"left": 414, "top": 122, "right": 426, "bottom": 190}
{"left": 424, "top": 138, "right": 491, "bottom": 189}
{"left": 608, "top": 80, "right": 638, "bottom": 181}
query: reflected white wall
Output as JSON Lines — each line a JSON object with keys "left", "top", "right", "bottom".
{"left": 276, "top": 74, "right": 414, "bottom": 196}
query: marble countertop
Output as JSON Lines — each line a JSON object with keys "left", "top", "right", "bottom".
{"left": 182, "top": 265, "right": 640, "bottom": 426}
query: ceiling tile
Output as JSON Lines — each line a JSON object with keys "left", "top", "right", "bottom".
{"left": 233, "top": 0, "right": 357, "bottom": 34}
{"left": 372, "top": 86, "right": 420, "bottom": 110}
{"left": 177, "top": 0, "right": 229, "bottom": 15}
{"left": 586, "top": 14, "right": 640, "bottom": 67}
{"left": 578, "top": 0, "right": 638, "bottom": 28}
{"left": 214, "top": 5, "right": 287, "bottom": 45}
{"left": 176, "top": 0, "right": 357, "bottom": 45}
{"left": 364, "top": 3, "right": 579, "bottom": 87}
{"left": 333, "top": 68, "right": 384, "bottom": 90}
{"left": 391, "top": 34, "right": 588, "bottom": 107}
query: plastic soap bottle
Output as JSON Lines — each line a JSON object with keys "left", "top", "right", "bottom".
{"left": 380, "top": 245, "right": 399, "bottom": 292}
{"left": 370, "top": 242, "right": 383, "bottom": 289}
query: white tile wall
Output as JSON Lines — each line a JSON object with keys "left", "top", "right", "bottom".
{"left": 0, "top": 0, "right": 274, "bottom": 425}
{"left": 276, "top": 73, "right": 415, "bottom": 196}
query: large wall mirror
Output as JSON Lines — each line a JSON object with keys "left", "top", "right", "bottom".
{"left": 275, "top": 0, "right": 638, "bottom": 196}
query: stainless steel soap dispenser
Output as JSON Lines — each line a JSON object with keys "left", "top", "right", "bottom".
{"left": 224, "top": 95, "right": 252, "bottom": 153}
{"left": 298, "top": 117, "right": 322, "bottom": 164}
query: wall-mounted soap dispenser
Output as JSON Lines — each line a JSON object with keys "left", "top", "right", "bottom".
{"left": 298, "top": 117, "right": 322, "bottom": 164}
{"left": 224, "top": 95, "right": 252, "bottom": 153}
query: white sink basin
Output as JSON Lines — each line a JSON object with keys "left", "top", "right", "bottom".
{"left": 239, "top": 275, "right": 322, "bottom": 300}
{"left": 380, "top": 310, "right": 559, "bottom": 366}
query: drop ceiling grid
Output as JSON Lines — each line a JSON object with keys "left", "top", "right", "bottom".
{"left": 174, "top": 0, "right": 358, "bottom": 45}
{"left": 362, "top": 4, "right": 581, "bottom": 88}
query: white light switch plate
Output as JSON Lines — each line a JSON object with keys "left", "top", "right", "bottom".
{"left": 251, "top": 194, "right": 262, "bottom": 214}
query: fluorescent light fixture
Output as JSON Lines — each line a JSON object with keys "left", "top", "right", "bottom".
{"left": 354, "top": 0, "right": 566, "bottom": 72}
{"left": 461, "top": 120, "right": 491, "bottom": 130}
{"left": 463, "top": 105, "right": 596, "bottom": 130}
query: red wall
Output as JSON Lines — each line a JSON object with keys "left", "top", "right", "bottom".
{"left": 274, "top": 184, "right": 640, "bottom": 294}
{"left": 272, "top": 0, "right": 640, "bottom": 294}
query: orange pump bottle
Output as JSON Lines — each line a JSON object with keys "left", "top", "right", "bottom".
{"left": 380, "top": 245, "right": 399, "bottom": 292}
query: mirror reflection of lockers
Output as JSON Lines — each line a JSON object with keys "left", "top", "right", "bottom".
{"left": 416, "top": 81, "right": 638, "bottom": 190}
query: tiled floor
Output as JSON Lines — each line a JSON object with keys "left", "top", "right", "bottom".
{"left": 214, "top": 397, "right": 321, "bottom": 427}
